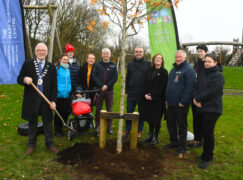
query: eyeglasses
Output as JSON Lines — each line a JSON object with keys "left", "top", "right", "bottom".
{"left": 135, "top": 51, "right": 143, "bottom": 53}
{"left": 36, "top": 49, "right": 47, "bottom": 52}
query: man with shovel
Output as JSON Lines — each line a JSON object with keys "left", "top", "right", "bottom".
{"left": 17, "top": 43, "right": 59, "bottom": 155}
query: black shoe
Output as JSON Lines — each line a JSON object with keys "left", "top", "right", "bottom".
{"left": 142, "top": 134, "right": 153, "bottom": 143}
{"left": 107, "top": 129, "right": 113, "bottom": 134}
{"left": 164, "top": 143, "right": 178, "bottom": 149}
{"left": 175, "top": 148, "right": 187, "bottom": 157}
{"left": 55, "top": 131, "right": 64, "bottom": 138}
{"left": 198, "top": 160, "right": 210, "bottom": 169}
{"left": 187, "top": 140, "right": 202, "bottom": 148}
{"left": 150, "top": 137, "right": 158, "bottom": 145}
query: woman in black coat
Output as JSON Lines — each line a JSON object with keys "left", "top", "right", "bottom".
{"left": 142, "top": 53, "right": 168, "bottom": 145}
{"left": 193, "top": 53, "right": 224, "bottom": 169}
{"left": 79, "top": 53, "right": 96, "bottom": 105}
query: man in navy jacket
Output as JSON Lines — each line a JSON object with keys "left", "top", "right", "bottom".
{"left": 165, "top": 50, "right": 196, "bottom": 156}
{"left": 92, "top": 48, "right": 118, "bottom": 136}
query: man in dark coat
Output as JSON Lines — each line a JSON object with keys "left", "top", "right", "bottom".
{"left": 17, "top": 43, "right": 58, "bottom": 155}
{"left": 123, "top": 47, "right": 151, "bottom": 139}
{"left": 165, "top": 50, "right": 196, "bottom": 156}
{"left": 92, "top": 48, "right": 118, "bottom": 136}
{"left": 188, "top": 45, "right": 208, "bottom": 148}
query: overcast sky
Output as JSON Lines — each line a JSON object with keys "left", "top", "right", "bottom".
{"left": 174, "top": 0, "right": 243, "bottom": 43}
{"left": 138, "top": 0, "right": 243, "bottom": 52}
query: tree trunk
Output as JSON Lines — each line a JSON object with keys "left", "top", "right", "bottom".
{"left": 48, "top": 7, "right": 58, "bottom": 62}
{"left": 116, "top": 0, "right": 127, "bottom": 154}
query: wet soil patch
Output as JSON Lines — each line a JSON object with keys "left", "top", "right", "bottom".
{"left": 56, "top": 141, "right": 193, "bottom": 180}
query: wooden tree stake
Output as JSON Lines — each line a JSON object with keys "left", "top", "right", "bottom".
{"left": 99, "top": 110, "right": 107, "bottom": 149}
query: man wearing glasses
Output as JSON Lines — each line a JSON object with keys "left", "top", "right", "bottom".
{"left": 17, "top": 43, "right": 58, "bottom": 155}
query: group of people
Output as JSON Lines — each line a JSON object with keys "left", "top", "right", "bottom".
{"left": 17, "top": 43, "right": 118, "bottom": 155}
{"left": 121, "top": 45, "right": 224, "bottom": 169}
{"left": 17, "top": 42, "right": 224, "bottom": 169}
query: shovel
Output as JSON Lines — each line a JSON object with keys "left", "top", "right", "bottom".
{"left": 31, "top": 83, "right": 77, "bottom": 133}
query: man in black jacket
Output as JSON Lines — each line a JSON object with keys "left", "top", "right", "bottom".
{"left": 123, "top": 47, "right": 150, "bottom": 139}
{"left": 188, "top": 45, "right": 208, "bottom": 148}
{"left": 17, "top": 43, "right": 59, "bottom": 155}
{"left": 92, "top": 48, "right": 118, "bottom": 136}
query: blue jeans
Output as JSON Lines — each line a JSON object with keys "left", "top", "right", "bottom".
{"left": 125, "top": 99, "right": 144, "bottom": 132}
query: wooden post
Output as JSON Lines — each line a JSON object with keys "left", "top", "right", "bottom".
{"left": 99, "top": 111, "right": 139, "bottom": 150}
{"left": 47, "top": 5, "right": 62, "bottom": 55}
{"left": 130, "top": 112, "right": 138, "bottom": 149}
{"left": 99, "top": 110, "right": 107, "bottom": 149}
{"left": 24, "top": 27, "right": 33, "bottom": 59}
{"left": 220, "top": 46, "right": 222, "bottom": 63}
{"left": 48, "top": 6, "right": 57, "bottom": 62}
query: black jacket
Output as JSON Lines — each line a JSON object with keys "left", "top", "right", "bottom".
{"left": 69, "top": 58, "right": 80, "bottom": 90}
{"left": 194, "top": 58, "right": 223, "bottom": 78}
{"left": 125, "top": 58, "right": 151, "bottom": 100}
{"left": 141, "top": 67, "right": 168, "bottom": 126}
{"left": 194, "top": 59, "right": 204, "bottom": 78}
{"left": 193, "top": 66, "right": 225, "bottom": 115}
{"left": 92, "top": 60, "right": 118, "bottom": 91}
{"left": 80, "top": 63, "right": 96, "bottom": 90}
{"left": 17, "top": 59, "right": 57, "bottom": 120}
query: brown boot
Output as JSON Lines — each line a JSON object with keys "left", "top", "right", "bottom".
{"left": 26, "top": 147, "right": 35, "bottom": 155}
{"left": 48, "top": 146, "right": 59, "bottom": 154}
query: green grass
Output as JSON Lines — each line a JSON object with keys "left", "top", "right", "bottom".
{"left": 0, "top": 67, "right": 243, "bottom": 179}
{"left": 223, "top": 66, "right": 243, "bottom": 89}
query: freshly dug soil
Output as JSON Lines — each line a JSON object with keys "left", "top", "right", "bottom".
{"left": 56, "top": 141, "right": 192, "bottom": 180}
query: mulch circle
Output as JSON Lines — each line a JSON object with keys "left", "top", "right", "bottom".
{"left": 56, "top": 141, "right": 192, "bottom": 180}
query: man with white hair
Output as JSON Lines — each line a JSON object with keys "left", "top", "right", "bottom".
{"left": 164, "top": 50, "right": 196, "bottom": 156}
{"left": 17, "top": 43, "right": 58, "bottom": 155}
{"left": 92, "top": 48, "right": 118, "bottom": 136}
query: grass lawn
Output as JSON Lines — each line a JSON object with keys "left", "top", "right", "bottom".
{"left": 223, "top": 66, "right": 243, "bottom": 89}
{"left": 0, "top": 67, "right": 243, "bottom": 179}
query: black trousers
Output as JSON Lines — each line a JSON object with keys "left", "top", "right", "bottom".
{"left": 54, "top": 98, "right": 70, "bottom": 133}
{"left": 201, "top": 112, "right": 219, "bottom": 161}
{"left": 28, "top": 98, "right": 54, "bottom": 148}
{"left": 192, "top": 104, "right": 203, "bottom": 142}
{"left": 166, "top": 106, "right": 189, "bottom": 150}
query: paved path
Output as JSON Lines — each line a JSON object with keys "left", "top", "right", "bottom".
{"left": 224, "top": 89, "right": 243, "bottom": 96}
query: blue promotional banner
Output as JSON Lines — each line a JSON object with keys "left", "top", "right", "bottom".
{"left": 0, "top": 0, "right": 25, "bottom": 84}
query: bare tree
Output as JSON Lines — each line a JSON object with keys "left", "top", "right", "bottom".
{"left": 23, "top": 0, "right": 109, "bottom": 62}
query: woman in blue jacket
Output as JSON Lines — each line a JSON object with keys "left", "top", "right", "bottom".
{"left": 193, "top": 53, "right": 224, "bottom": 169}
{"left": 54, "top": 54, "right": 72, "bottom": 137}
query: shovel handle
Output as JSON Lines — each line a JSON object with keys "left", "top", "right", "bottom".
{"left": 31, "top": 83, "right": 77, "bottom": 133}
